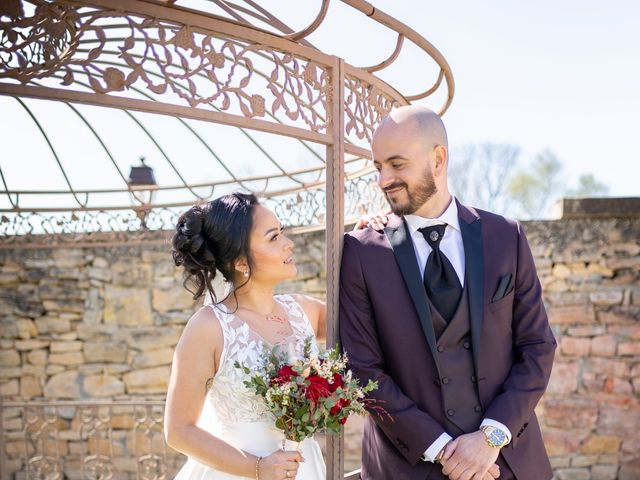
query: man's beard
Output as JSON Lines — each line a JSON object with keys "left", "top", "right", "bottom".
{"left": 383, "top": 171, "right": 437, "bottom": 216}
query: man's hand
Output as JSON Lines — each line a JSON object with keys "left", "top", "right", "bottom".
{"left": 440, "top": 431, "right": 501, "bottom": 480}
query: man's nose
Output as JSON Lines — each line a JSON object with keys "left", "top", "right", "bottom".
{"left": 378, "top": 168, "right": 394, "bottom": 189}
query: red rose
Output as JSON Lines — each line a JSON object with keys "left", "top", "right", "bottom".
{"left": 305, "top": 375, "right": 331, "bottom": 401}
{"left": 330, "top": 398, "right": 351, "bottom": 424}
{"left": 328, "top": 372, "right": 344, "bottom": 393}
{"left": 271, "top": 365, "right": 296, "bottom": 386}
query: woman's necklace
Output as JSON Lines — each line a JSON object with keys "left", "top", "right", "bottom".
{"left": 240, "top": 304, "right": 291, "bottom": 337}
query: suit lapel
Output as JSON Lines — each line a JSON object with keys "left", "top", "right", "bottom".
{"left": 384, "top": 218, "right": 440, "bottom": 369}
{"left": 457, "top": 199, "right": 484, "bottom": 371}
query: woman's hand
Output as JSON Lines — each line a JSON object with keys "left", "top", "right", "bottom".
{"left": 353, "top": 211, "right": 391, "bottom": 231}
{"left": 258, "top": 450, "right": 304, "bottom": 479}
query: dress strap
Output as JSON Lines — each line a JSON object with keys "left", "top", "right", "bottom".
{"left": 204, "top": 303, "right": 238, "bottom": 372}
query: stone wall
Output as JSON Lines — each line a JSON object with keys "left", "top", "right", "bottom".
{"left": 1, "top": 209, "right": 639, "bottom": 479}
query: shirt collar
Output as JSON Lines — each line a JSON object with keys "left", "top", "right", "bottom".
{"left": 404, "top": 195, "right": 461, "bottom": 234}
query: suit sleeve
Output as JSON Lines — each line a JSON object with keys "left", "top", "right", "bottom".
{"left": 339, "top": 234, "right": 448, "bottom": 465}
{"left": 483, "top": 221, "right": 557, "bottom": 446}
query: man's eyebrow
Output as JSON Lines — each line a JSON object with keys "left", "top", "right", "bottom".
{"left": 373, "top": 155, "right": 408, "bottom": 164}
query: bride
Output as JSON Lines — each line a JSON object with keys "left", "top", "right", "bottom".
{"left": 165, "top": 192, "right": 327, "bottom": 480}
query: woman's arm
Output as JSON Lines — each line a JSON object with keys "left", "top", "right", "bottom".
{"left": 164, "top": 306, "right": 258, "bottom": 476}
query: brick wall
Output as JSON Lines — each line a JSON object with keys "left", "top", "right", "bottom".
{"left": 0, "top": 208, "right": 638, "bottom": 479}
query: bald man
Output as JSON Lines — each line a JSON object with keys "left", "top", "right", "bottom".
{"left": 339, "top": 106, "right": 556, "bottom": 480}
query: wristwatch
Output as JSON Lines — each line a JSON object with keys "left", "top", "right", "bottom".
{"left": 480, "top": 425, "right": 509, "bottom": 448}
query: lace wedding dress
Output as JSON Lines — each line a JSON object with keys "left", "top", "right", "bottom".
{"left": 174, "top": 294, "right": 326, "bottom": 480}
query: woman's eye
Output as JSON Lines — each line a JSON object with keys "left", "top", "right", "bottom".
{"left": 270, "top": 234, "right": 279, "bottom": 241}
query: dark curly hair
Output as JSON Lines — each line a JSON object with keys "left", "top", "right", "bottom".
{"left": 172, "top": 192, "right": 259, "bottom": 302}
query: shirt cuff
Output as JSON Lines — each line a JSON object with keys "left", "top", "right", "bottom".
{"left": 480, "top": 418, "right": 512, "bottom": 444}
{"left": 421, "top": 432, "right": 453, "bottom": 462}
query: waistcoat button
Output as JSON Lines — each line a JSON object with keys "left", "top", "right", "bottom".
{"left": 441, "top": 377, "right": 450, "bottom": 385}
{"left": 447, "top": 409, "right": 455, "bottom": 417}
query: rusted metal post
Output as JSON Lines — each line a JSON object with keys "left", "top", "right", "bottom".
{"left": 326, "top": 56, "right": 346, "bottom": 480}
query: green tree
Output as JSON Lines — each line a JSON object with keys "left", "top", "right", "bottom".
{"left": 568, "top": 173, "right": 610, "bottom": 198}
{"left": 506, "top": 149, "right": 564, "bottom": 219}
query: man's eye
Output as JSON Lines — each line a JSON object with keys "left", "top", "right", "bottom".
{"left": 392, "top": 163, "right": 402, "bottom": 169}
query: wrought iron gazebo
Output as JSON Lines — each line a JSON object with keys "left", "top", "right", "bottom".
{"left": 0, "top": 1, "right": 453, "bottom": 478}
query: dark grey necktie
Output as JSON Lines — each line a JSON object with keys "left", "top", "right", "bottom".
{"left": 418, "top": 224, "right": 462, "bottom": 322}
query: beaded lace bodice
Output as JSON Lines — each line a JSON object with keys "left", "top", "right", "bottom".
{"left": 205, "top": 294, "right": 319, "bottom": 424}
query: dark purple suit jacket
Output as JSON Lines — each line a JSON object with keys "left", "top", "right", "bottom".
{"left": 339, "top": 200, "right": 557, "bottom": 480}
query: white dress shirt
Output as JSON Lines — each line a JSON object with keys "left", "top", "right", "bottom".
{"left": 404, "top": 196, "right": 512, "bottom": 462}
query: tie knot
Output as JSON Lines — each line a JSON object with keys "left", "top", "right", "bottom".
{"left": 418, "top": 224, "right": 446, "bottom": 248}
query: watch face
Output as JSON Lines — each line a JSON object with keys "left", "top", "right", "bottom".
{"left": 490, "top": 429, "right": 506, "bottom": 445}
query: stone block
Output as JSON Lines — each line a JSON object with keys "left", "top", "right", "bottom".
{"left": 545, "top": 398, "right": 598, "bottom": 429}
{"left": 547, "top": 361, "right": 580, "bottom": 395}
{"left": 590, "top": 335, "right": 617, "bottom": 357}
{"left": 50, "top": 341, "right": 83, "bottom": 353}
{"left": 0, "top": 367, "right": 21, "bottom": 378}
{"left": 602, "top": 377, "right": 633, "bottom": 395}
{"left": 83, "top": 374, "right": 125, "bottom": 397}
{"left": 544, "top": 427, "right": 586, "bottom": 456}
{"left": 570, "top": 454, "right": 598, "bottom": 467}
{"left": 152, "top": 287, "right": 196, "bottom": 313}
{"left": 104, "top": 286, "right": 152, "bottom": 326}
{"left": 554, "top": 468, "right": 590, "bottom": 480}
{"left": 597, "top": 406, "right": 640, "bottom": 438}
{"left": 581, "top": 435, "right": 621, "bottom": 454}
{"left": 1, "top": 379, "right": 19, "bottom": 395}
{"left": 123, "top": 366, "right": 170, "bottom": 394}
{"left": 16, "top": 319, "right": 37, "bottom": 339}
{"left": 15, "top": 340, "right": 48, "bottom": 351}
{"left": 46, "top": 365, "right": 66, "bottom": 375}
{"left": 20, "top": 375, "right": 42, "bottom": 398}
{"left": 598, "top": 307, "right": 639, "bottom": 324}
{"left": 84, "top": 342, "right": 127, "bottom": 363}
{"left": 619, "top": 458, "right": 640, "bottom": 480}
{"left": 618, "top": 342, "right": 640, "bottom": 356}
{"left": 587, "top": 358, "right": 629, "bottom": 378}
{"left": 549, "top": 305, "right": 595, "bottom": 325}
{"left": 35, "top": 316, "right": 71, "bottom": 334}
{"left": 561, "top": 337, "right": 591, "bottom": 356}
{"left": 591, "top": 465, "right": 619, "bottom": 480}
{"left": 608, "top": 325, "right": 640, "bottom": 340}
{"left": 552, "top": 264, "right": 572, "bottom": 279}
{"left": 0, "top": 349, "right": 20, "bottom": 366}
{"left": 49, "top": 351, "right": 84, "bottom": 365}
{"left": 125, "top": 327, "right": 180, "bottom": 350}
{"left": 132, "top": 348, "right": 174, "bottom": 368}
{"left": 44, "top": 371, "right": 81, "bottom": 398}
{"left": 590, "top": 291, "right": 624, "bottom": 306}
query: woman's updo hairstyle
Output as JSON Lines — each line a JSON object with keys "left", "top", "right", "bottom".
{"left": 172, "top": 192, "right": 259, "bottom": 301}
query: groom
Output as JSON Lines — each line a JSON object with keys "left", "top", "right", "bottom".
{"left": 339, "top": 106, "right": 556, "bottom": 480}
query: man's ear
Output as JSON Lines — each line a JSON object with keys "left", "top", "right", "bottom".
{"left": 433, "top": 145, "right": 448, "bottom": 176}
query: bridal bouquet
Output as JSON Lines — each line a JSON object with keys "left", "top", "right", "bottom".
{"left": 235, "top": 337, "right": 379, "bottom": 446}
